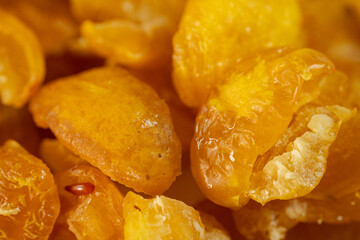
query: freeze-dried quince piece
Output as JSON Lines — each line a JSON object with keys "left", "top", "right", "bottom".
{"left": 173, "top": 0, "right": 302, "bottom": 108}
{"left": 54, "top": 165, "right": 124, "bottom": 240}
{"left": 192, "top": 47, "right": 337, "bottom": 209}
{"left": 307, "top": 112, "right": 360, "bottom": 200}
{"left": 73, "top": 0, "right": 186, "bottom": 68}
{"left": 123, "top": 191, "right": 205, "bottom": 240}
{"left": 40, "top": 138, "right": 88, "bottom": 173}
{"left": 232, "top": 200, "right": 297, "bottom": 240}
{"left": 200, "top": 212, "right": 231, "bottom": 240}
{"left": 248, "top": 105, "right": 352, "bottom": 204}
{"left": 0, "top": 0, "right": 77, "bottom": 55}
{"left": 0, "top": 10, "right": 44, "bottom": 107}
{"left": 234, "top": 192, "right": 360, "bottom": 240}
{"left": 0, "top": 140, "right": 60, "bottom": 240}
{"left": 30, "top": 67, "right": 181, "bottom": 195}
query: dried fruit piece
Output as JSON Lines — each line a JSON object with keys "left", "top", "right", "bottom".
{"left": 0, "top": 9, "right": 44, "bottom": 107}
{"left": 192, "top": 47, "right": 341, "bottom": 208}
{"left": 200, "top": 212, "right": 231, "bottom": 240}
{"left": 123, "top": 191, "right": 205, "bottom": 240}
{"left": 234, "top": 191, "right": 360, "bottom": 240}
{"left": 40, "top": 138, "right": 88, "bottom": 173}
{"left": 54, "top": 165, "right": 124, "bottom": 240}
{"left": 72, "top": 0, "right": 186, "bottom": 68}
{"left": 30, "top": 67, "right": 181, "bottom": 195}
{"left": 0, "top": 0, "right": 78, "bottom": 55}
{"left": 307, "top": 112, "right": 360, "bottom": 200}
{"left": 173, "top": 0, "right": 302, "bottom": 108}
{"left": 0, "top": 140, "right": 60, "bottom": 239}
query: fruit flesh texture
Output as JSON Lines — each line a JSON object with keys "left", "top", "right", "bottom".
{"left": 123, "top": 191, "right": 205, "bottom": 240}
{"left": 0, "top": 140, "right": 60, "bottom": 240}
{"left": 191, "top": 47, "right": 343, "bottom": 209}
{"left": 40, "top": 138, "right": 88, "bottom": 173}
{"left": 234, "top": 190, "right": 360, "bottom": 240}
{"left": 53, "top": 165, "right": 124, "bottom": 240}
{"left": 0, "top": 0, "right": 78, "bottom": 55}
{"left": 0, "top": 9, "right": 44, "bottom": 107}
{"left": 71, "top": 0, "right": 186, "bottom": 69}
{"left": 172, "top": 0, "right": 302, "bottom": 108}
{"left": 30, "top": 67, "right": 182, "bottom": 195}
{"left": 300, "top": 0, "right": 360, "bottom": 108}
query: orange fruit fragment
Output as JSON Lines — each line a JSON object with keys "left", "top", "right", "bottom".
{"left": 192, "top": 47, "right": 345, "bottom": 209}
{"left": 53, "top": 165, "right": 124, "bottom": 240}
{"left": 123, "top": 191, "right": 205, "bottom": 240}
{"left": 0, "top": 10, "right": 44, "bottom": 107}
{"left": 0, "top": 140, "right": 60, "bottom": 239}
{"left": 30, "top": 67, "right": 181, "bottom": 195}
{"left": 173, "top": 0, "right": 302, "bottom": 108}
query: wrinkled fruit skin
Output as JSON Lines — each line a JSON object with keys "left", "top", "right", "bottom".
{"left": 30, "top": 67, "right": 182, "bottom": 195}
{"left": 173, "top": 0, "right": 302, "bottom": 108}
{"left": 71, "top": 0, "right": 186, "bottom": 68}
{"left": 0, "top": 9, "right": 44, "bottom": 107}
{"left": 0, "top": 140, "right": 60, "bottom": 240}
{"left": 53, "top": 165, "right": 124, "bottom": 240}
{"left": 123, "top": 191, "right": 206, "bottom": 240}
{"left": 191, "top": 47, "right": 347, "bottom": 209}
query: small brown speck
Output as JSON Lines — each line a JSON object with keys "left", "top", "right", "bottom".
{"left": 158, "top": 153, "right": 162, "bottom": 158}
{"left": 134, "top": 205, "right": 141, "bottom": 211}
{"left": 145, "top": 174, "right": 150, "bottom": 180}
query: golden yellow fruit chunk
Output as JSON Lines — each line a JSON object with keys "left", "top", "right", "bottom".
{"left": 54, "top": 165, "right": 124, "bottom": 240}
{"left": 192, "top": 47, "right": 340, "bottom": 209}
{"left": 0, "top": 0, "right": 78, "bottom": 55}
{"left": 0, "top": 10, "right": 44, "bottom": 107}
{"left": 40, "top": 138, "right": 88, "bottom": 173}
{"left": 72, "top": 0, "right": 186, "bottom": 68}
{"left": 173, "top": 0, "right": 302, "bottom": 108}
{"left": 0, "top": 140, "right": 60, "bottom": 240}
{"left": 30, "top": 67, "right": 181, "bottom": 195}
{"left": 123, "top": 191, "right": 205, "bottom": 240}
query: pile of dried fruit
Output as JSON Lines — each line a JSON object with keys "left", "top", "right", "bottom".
{"left": 0, "top": 0, "right": 359, "bottom": 239}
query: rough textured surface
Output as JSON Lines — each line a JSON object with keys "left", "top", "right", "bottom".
{"left": 173, "top": 0, "right": 302, "bottom": 108}
{"left": 71, "top": 0, "right": 186, "bottom": 68}
{"left": 53, "top": 165, "right": 125, "bottom": 240}
{"left": 0, "top": 140, "right": 60, "bottom": 240}
{"left": 191, "top": 47, "right": 346, "bottom": 209}
{"left": 0, "top": 9, "right": 44, "bottom": 107}
{"left": 30, "top": 67, "right": 181, "bottom": 195}
{"left": 123, "top": 191, "right": 205, "bottom": 240}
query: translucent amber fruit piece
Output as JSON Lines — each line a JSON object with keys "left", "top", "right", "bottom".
{"left": 123, "top": 191, "right": 205, "bottom": 240}
{"left": 0, "top": 0, "right": 78, "bottom": 55}
{"left": 54, "top": 165, "right": 124, "bottom": 240}
{"left": 30, "top": 67, "right": 181, "bottom": 195}
{"left": 192, "top": 47, "right": 335, "bottom": 209}
{"left": 307, "top": 112, "right": 360, "bottom": 200}
{"left": 40, "top": 138, "right": 88, "bottom": 173}
{"left": 0, "top": 140, "right": 60, "bottom": 240}
{"left": 73, "top": 0, "right": 186, "bottom": 68}
{"left": 173, "top": 0, "right": 302, "bottom": 108}
{"left": 249, "top": 105, "right": 352, "bottom": 204}
{"left": 0, "top": 10, "right": 44, "bottom": 107}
